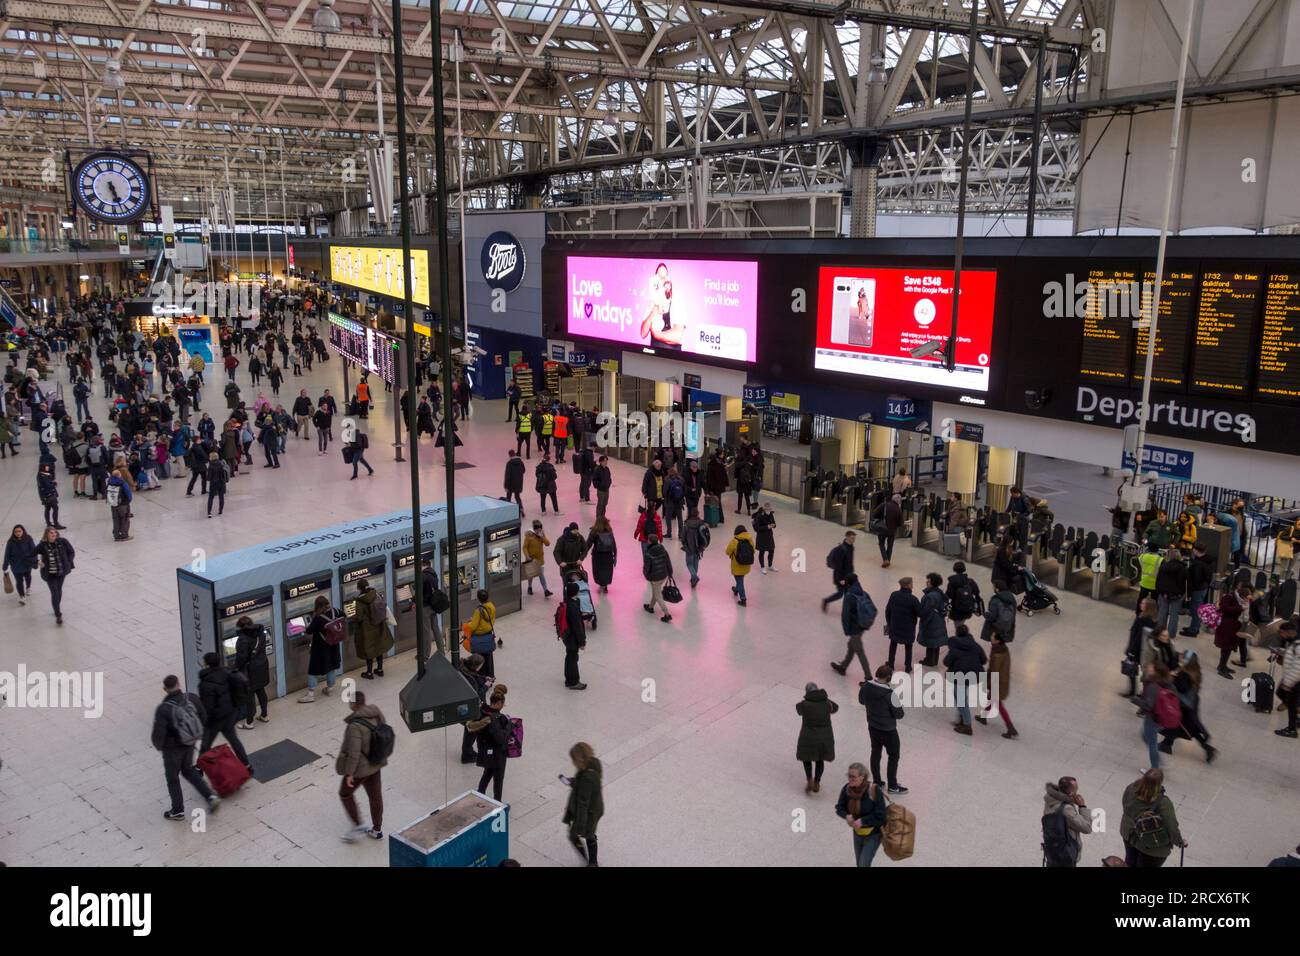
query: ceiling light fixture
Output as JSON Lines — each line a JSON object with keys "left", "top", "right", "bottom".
{"left": 102, "top": 58, "right": 125, "bottom": 91}
{"left": 312, "top": 0, "right": 342, "bottom": 34}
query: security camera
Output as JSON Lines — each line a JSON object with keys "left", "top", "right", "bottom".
{"left": 909, "top": 339, "right": 945, "bottom": 360}
{"left": 1024, "top": 387, "right": 1052, "bottom": 411}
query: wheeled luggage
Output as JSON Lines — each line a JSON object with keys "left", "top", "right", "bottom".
{"left": 704, "top": 494, "right": 722, "bottom": 528}
{"left": 197, "top": 744, "right": 251, "bottom": 796}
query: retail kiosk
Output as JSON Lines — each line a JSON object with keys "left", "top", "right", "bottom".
{"left": 176, "top": 497, "right": 519, "bottom": 699}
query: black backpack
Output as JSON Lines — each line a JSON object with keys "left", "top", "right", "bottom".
{"left": 353, "top": 717, "right": 396, "bottom": 764}
{"left": 734, "top": 537, "right": 755, "bottom": 566}
{"left": 1041, "top": 803, "right": 1079, "bottom": 866}
{"left": 951, "top": 583, "right": 976, "bottom": 617}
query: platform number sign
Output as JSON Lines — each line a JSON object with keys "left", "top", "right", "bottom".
{"left": 70, "top": 151, "right": 152, "bottom": 224}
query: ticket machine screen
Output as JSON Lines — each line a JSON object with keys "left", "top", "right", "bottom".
{"left": 218, "top": 590, "right": 274, "bottom": 666}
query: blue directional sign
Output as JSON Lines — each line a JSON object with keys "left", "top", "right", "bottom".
{"left": 1122, "top": 443, "right": 1194, "bottom": 482}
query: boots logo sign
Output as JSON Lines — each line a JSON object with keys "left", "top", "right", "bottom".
{"left": 481, "top": 231, "right": 526, "bottom": 293}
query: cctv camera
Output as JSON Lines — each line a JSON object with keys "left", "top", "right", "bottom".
{"left": 1024, "top": 387, "right": 1052, "bottom": 411}
{"left": 909, "top": 339, "right": 945, "bottom": 360}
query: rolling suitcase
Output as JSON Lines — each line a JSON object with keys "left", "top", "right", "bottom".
{"left": 942, "top": 532, "right": 964, "bottom": 557}
{"left": 197, "top": 743, "right": 252, "bottom": 796}
{"left": 1248, "top": 659, "right": 1276, "bottom": 714}
{"left": 704, "top": 494, "right": 722, "bottom": 528}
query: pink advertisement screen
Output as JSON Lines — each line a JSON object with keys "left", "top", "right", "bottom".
{"left": 566, "top": 256, "right": 758, "bottom": 362}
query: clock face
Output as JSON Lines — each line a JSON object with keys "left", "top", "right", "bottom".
{"left": 72, "top": 152, "right": 151, "bottom": 223}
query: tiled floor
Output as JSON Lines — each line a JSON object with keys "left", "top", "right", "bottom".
{"left": 0, "top": 353, "right": 1296, "bottom": 867}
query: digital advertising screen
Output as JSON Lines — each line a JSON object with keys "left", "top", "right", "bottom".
{"left": 565, "top": 255, "right": 759, "bottom": 363}
{"left": 329, "top": 244, "right": 431, "bottom": 307}
{"left": 813, "top": 266, "right": 998, "bottom": 391}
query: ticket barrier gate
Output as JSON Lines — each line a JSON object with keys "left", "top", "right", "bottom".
{"left": 442, "top": 531, "right": 483, "bottom": 625}
{"left": 484, "top": 522, "right": 522, "bottom": 614}
{"left": 842, "top": 474, "right": 873, "bottom": 528}
{"left": 392, "top": 546, "right": 436, "bottom": 655}
{"left": 340, "top": 559, "right": 388, "bottom": 671}
{"left": 281, "top": 572, "right": 333, "bottom": 693}
{"left": 1087, "top": 537, "right": 1141, "bottom": 604}
{"left": 801, "top": 469, "right": 835, "bottom": 518}
{"left": 823, "top": 471, "right": 846, "bottom": 523}
{"left": 217, "top": 588, "right": 276, "bottom": 689}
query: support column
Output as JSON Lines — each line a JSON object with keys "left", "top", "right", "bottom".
{"left": 654, "top": 380, "right": 674, "bottom": 411}
{"left": 867, "top": 424, "right": 895, "bottom": 478}
{"left": 724, "top": 396, "right": 743, "bottom": 443}
{"left": 834, "top": 419, "right": 865, "bottom": 468}
{"left": 986, "top": 446, "right": 1018, "bottom": 511}
{"left": 947, "top": 440, "right": 979, "bottom": 505}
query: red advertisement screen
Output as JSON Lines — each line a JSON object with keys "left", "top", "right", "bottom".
{"left": 814, "top": 266, "right": 998, "bottom": 392}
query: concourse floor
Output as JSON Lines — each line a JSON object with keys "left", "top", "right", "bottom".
{"left": 0, "top": 356, "right": 1295, "bottom": 867}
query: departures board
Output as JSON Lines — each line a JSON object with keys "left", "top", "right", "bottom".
{"left": 1076, "top": 265, "right": 1298, "bottom": 404}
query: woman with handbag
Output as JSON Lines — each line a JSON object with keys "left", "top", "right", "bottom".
{"left": 463, "top": 589, "right": 499, "bottom": 676}
{"left": 522, "top": 520, "right": 553, "bottom": 599}
{"left": 3, "top": 524, "right": 36, "bottom": 606}
{"left": 466, "top": 684, "right": 510, "bottom": 801}
{"left": 299, "top": 594, "right": 343, "bottom": 702}
{"left": 1213, "top": 579, "right": 1251, "bottom": 679}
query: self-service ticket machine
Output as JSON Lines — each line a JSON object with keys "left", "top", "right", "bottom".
{"left": 217, "top": 588, "right": 276, "bottom": 687}
{"left": 483, "top": 522, "right": 522, "bottom": 614}
{"left": 392, "top": 545, "right": 436, "bottom": 654}
{"left": 281, "top": 572, "right": 334, "bottom": 693}
{"left": 340, "top": 560, "right": 388, "bottom": 671}
{"left": 442, "top": 531, "right": 482, "bottom": 609}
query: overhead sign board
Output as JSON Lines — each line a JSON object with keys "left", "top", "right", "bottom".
{"left": 329, "top": 244, "right": 431, "bottom": 307}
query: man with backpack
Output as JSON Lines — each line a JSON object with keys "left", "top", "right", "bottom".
{"left": 347, "top": 428, "right": 374, "bottom": 479}
{"left": 1041, "top": 776, "right": 1092, "bottom": 867}
{"left": 72, "top": 377, "right": 91, "bottom": 423}
{"left": 822, "top": 531, "right": 857, "bottom": 613}
{"left": 831, "top": 574, "right": 877, "bottom": 680}
{"left": 681, "top": 507, "right": 710, "bottom": 588}
{"left": 106, "top": 468, "right": 133, "bottom": 541}
{"left": 725, "top": 524, "right": 756, "bottom": 606}
{"left": 152, "top": 674, "right": 220, "bottom": 821}
{"left": 980, "top": 578, "right": 1017, "bottom": 644}
{"left": 337, "top": 690, "right": 392, "bottom": 841}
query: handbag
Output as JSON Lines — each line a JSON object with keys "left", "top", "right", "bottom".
{"left": 3, "top": 571, "right": 12, "bottom": 595}
{"left": 470, "top": 630, "right": 496, "bottom": 654}
{"left": 661, "top": 578, "right": 683, "bottom": 604}
{"left": 1120, "top": 658, "right": 1138, "bottom": 678}
{"left": 322, "top": 613, "right": 347, "bottom": 646}
{"left": 521, "top": 558, "right": 541, "bottom": 581}
{"left": 342, "top": 446, "right": 354, "bottom": 464}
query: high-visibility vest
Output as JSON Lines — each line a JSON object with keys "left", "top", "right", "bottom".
{"left": 1138, "top": 551, "right": 1163, "bottom": 590}
{"left": 516, "top": 415, "right": 532, "bottom": 434}
{"left": 541, "top": 414, "right": 554, "bottom": 435}
{"left": 554, "top": 415, "right": 569, "bottom": 439}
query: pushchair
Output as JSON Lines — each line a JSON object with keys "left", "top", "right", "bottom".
{"left": 565, "top": 566, "right": 597, "bottom": 630}
{"left": 1018, "top": 567, "right": 1061, "bottom": 617}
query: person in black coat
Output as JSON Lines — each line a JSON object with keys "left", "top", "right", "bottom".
{"left": 872, "top": 494, "right": 905, "bottom": 567}
{"left": 299, "top": 594, "right": 342, "bottom": 701}
{"left": 1125, "top": 599, "right": 1156, "bottom": 700}
{"left": 993, "top": 539, "right": 1022, "bottom": 592}
{"left": 592, "top": 455, "right": 613, "bottom": 521}
{"left": 642, "top": 458, "right": 666, "bottom": 511}
{"left": 467, "top": 685, "right": 511, "bottom": 800}
{"left": 752, "top": 503, "right": 777, "bottom": 573}
{"left": 536, "top": 453, "right": 559, "bottom": 514}
{"left": 884, "top": 577, "right": 923, "bottom": 674}
{"left": 945, "top": 561, "right": 982, "bottom": 623}
{"left": 197, "top": 651, "right": 252, "bottom": 771}
{"left": 32, "top": 526, "right": 74, "bottom": 625}
{"left": 577, "top": 445, "right": 596, "bottom": 502}
{"left": 1182, "top": 544, "right": 1215, "bottom": 637}
{"left": 3, "top": 523, "right": 37, "bottom": 605}
{"left": 233, "top": 617, "right": 271, "bottom": 727}
{"left": 37, "top": 462, "right": 64, "bottom": 529}
{"left": 503, "top": 449, "right": 526, "bottom": 513}
{"left": 459, "top": 654, "right": 491, "bottom": 762}
{"left": 151, "top": 675, "right": 218, "bottom": 819}
{"left": 858, "top": 664, "right": 906, "bottom": 793}
{"left": 562, "top": 580, "right": 588, "bottom": 689}
{"left": 822, "top": 531, "right": 857, "bottom": 612}
{"left": 943, "top": 624, "right": 987, "bottom": 734}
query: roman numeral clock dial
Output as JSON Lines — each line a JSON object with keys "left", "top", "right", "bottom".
{"left": 71, "top": 151, "right": 151, "bottom": 224}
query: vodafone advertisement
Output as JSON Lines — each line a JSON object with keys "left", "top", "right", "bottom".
{"left": 814, "top": 266, "right": 998, "bottom": 392}
{"left": 566, "top": 256, "right": 758, "bottom": 363}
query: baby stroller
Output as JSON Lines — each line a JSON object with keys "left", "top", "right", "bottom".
{"left": 1018, "top": 567, "right": 1060, "bottom": 617}
{"left": 565, "top": 566, "right": 597, "bottom": 631}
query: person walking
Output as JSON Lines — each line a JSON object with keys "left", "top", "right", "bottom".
{"left": 33, "top": 526, "right": 74, "bottom": 625}
{"left": 505, "top": 381, "right": 520, "bottom": 422}
{"left": 1154, "top": 547, "right": 1187, "bottom": 637}
{"left": 347, "top": 429, "right": 374, "bottom": 479}
{"left": 313, "top": 403, "right": 332, "bottom": 456}
{"left": 944, "top": 623, "right": 986, "bottom": 734}
{"left": 1272, "top": 621, "right": 1300, "bottom": 738}
{"left": 577, "top": 444, "right": 596, "bottom": 504}
{"left": 1125, "top": 598, "right": 1158, "bottom": 699}
{"left": 981, "top": 578, "right": 1018, "bottom": 645}
{"left": 752, "top": 502, "right": 777, "bottom": 574}
{"left": 858, "top": 664, "right": 907, "bottom": 794}
{"left": 197, "top": 651, "right": 253, "bottom": 774}
{"left": 1181, "top": 543, "right": 1214, "bottom": 636}
{"left": 353, "top": 578, "right": 393, "bottom": 679}
{"left": 562, "top": 742, "right": 603, "bottom": 866}
{"left": 1041, "top": 777, "right": 1093, "bottom": 867}
{"left": 152, "top": 674, "right": 219, "bottom": 821}
{"left": 523, "top": 520, "right": 554, "bottom": 598}
{"left": 1158, "top": 650, "right": 1216, "bottom": 760}
{"left": 796, "top": 682, "right": 838, "bottom": 794}
{"left": 592, "top": 455, "right": 612, "bottom": 521}
{"left": 292, "top": 389, "right": 313, "bottom": 439}
{"left": 830, "top": 574, "right": 876, "bottom": 680}
{"left": 835, "top": 762, "right": 889, "bottom": 868}
{"left": 37, "top": 462, "right": 65, "bottom": 530}
{"left": 1120, "top": 769, "right": 1187, "bottom": 868}
{"left": 945, "top": 560, "right": 982, "bottom": 624}
{"left": 918, "top": 572, "right": 949, "bottom": 667}
{"left": 535, "top": 453, "right": 559, "bottom": 514}
{"left": 982, "top": 633, "right": 1019, "bottom": 739}
{"left": 466, "top": 684, "right": 511, "bottom": 801}
{"left": 884, "top": 577, "right": 922, "bottom": 674}
{"left": 503, "top": 448, "right": 526, "bottom": 514}
{"left": 662, "top": 467, "right": 684, "bottom": 539}
{"left": 1138, "top": 658, "right": 1176, "bottom": 770}
{"left": 1213, "top": 578, "right": 1252, "bottom": 678}
{"left": 204, "top": 452, "right": 228, "bottom": 518}
{"left": 459, "top": 655, "right": 491, "bottom": 761}
{"left": 257, "top": 414, "right": 280, "bottom": 469}
{"left": 515, "top": 403, "right": 532, "bottom": 458}
{"left": 642, "top": 533, "right": 674, "bottom": 623}
{"left": 3, "top": 524, "right": 37, "bottom": 606}
{"left": 724, "top": 524, "right": 756, "bottom": 606}
{"left": 561, "top": 580, "right": 588, "bottom": 690}
{"left": 872, "top": 494, "right": 904, "bottom": 568}
{"left": 298, "top": 594, "right": 343, "bottom": 702}
{"left": 337, "top": 691, "right": 389, "bottom": 841}
{"left": 821, "top": 530, "right": 856, "bottom": 613}
{"left": 585, "top": 517, "right": 617, "bottom": 594}
{"left": 233, "top": 617, "right": 271, "bottom": 729}
{"left": 553, "top": 521, "right": 588, "bottom": 577}
{"left": 464, "top": 588, "right": 499, "bottom": 672}
{"left": 634, "top": 504, "right": 664, "bottom": 557}
{"left": 680, "top": 507, "right": 709, "bottom": 589}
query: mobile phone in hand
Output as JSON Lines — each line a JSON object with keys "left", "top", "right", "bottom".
{"left": 558, "top": 774, "right": 572, "bottom": 786}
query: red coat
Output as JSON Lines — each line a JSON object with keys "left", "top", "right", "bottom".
{"left": 1214, "top": 591, "right": 1245, "bottom": 651}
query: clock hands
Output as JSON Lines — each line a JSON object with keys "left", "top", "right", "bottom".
{"left": 105, "top": 179, "right": 122, "bottom": 203}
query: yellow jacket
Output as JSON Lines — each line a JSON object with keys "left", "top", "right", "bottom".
{"left": 725, "top": 532, "right": 756, "bottom": 577}
{"left": 524, "top": 530, "right": 549, "bottom": 563}
{"left": 467, "top": 602, "right": 496, "bottom": 635}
